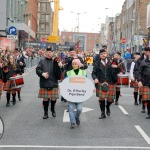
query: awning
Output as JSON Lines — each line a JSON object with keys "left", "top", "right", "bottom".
{"left": 8, "top": 23, "right": 35, "bottom": 39}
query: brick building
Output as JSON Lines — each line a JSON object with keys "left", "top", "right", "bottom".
{"left": 60, "top": 31, "right": 101, "bottom": 52}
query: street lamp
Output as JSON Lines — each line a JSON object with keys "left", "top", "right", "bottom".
{"left": 70, "top": 11, "right": 86, "bottom": 41}
{"left": 105, "top": 8, "right": 113, "bottom": 21}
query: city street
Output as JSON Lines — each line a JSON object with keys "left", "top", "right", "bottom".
{"left": 0, "top": 65, "right": 150, "bottom": 149}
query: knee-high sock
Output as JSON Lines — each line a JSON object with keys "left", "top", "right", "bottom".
{"left": 116, "top": 91, "right": 120, "bottom": 102}
{"left": 106, "top": 101, "right": 112, "bottom": 109}
{"left": 51, "top": 100, "right": 56, "bottom": 112}
{"left": 147, "top": 101, "right": 150, "bottom": 115}
{"left": 99, "top": 100, "right": 105, "bottom": 113}
{"left": 6, "top": 93, "right": 10, "bottom": 103}
{"left": 43, "top": 101, "right": 49, "bottom": 113}
{"left": 134, "top": 92, "right": 138, "bottom": 103}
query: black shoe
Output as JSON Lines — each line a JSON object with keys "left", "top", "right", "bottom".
{"left": 115, "top": 101, "right": 118, "bottom": 105}
{"left": 63, "top": 99, "right": 67, "bottom": 102}
{"left": 43, "top": 113, "right": 48, "bottom": 119}
{"left": 134, "top": 102, "right": 138, "bottom": 105}
{"left": 146, "top": 114, "right": 150, "bottom": 119}
{"left": 70, "top": 123, "right": 75, "bottom": 129}
{"left": 106, "top": 107, "right": 110, "bottom": 116}
{"left": 75, "top": 118, "right": 80, "bottom": 126}
{"left": 52, "top": 110, "right": 56, "bottom": 117}
{"left": 18, "top": 97, "right": 21, "bottom": 101}
{"left": 99, "top": 113, "right": 106, "bottom": 119}
{"left": 6, "top": 103, "right": 10, "bottom": 107}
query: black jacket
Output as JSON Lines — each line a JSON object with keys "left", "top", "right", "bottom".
{"left": 64, "top": 56, "right": 87, "bottom": 71}
{"left": 92, "top": 59, "right": 120, "bottom": 84}
{"left": 3, "top": 64, "right": 22, "bottom": 83}
{"left": 137, "top": 58, "right": 150, "bottom": 86}
{"left": 16, "top": 54, "right": 26, "bottom": 73}
{"left": 36, "top": 57, "right": 62, "bottom": 89}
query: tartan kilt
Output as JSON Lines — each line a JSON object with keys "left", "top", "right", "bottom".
{"left": 0, "top": 79, "right": 4, "bottom": 95}
{"left": 3, "top": 80, "right": 11, "bottom": 91}
{"left": 140, "top": 86, "right": 150, "bottom": 101}
{"left": 3, "top": 80, "right": 21, "bottom": 92}
{"left": 96, "top": 84, "right": 116, "bottom": 102}
{"left": 38, "top": 88, "right": 59, "bottom": 100}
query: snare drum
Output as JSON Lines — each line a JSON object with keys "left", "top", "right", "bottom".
{"left": 9, "top": 75, "right": 24, "bottom": 89}
{"left": 116, "top": 74, "right": 129, "bottom": 88}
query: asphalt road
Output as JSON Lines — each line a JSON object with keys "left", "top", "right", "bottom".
{"left": 0, "top": 65, "right": 150, "bottom": 150}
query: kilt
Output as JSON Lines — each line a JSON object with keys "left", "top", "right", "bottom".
{"left": 3, "top": 80, "right": 21, "bottom": 92}
{"left": 133, "top": 81, "right": 139, "bottom": 92}
{"left": 140, "top": 86, "right": 150, "bottom": 101}
{"left": 96, "top": 84, "right": 116, "bottom": 102}
{"left": 38, "top": 88, "right": 59, "bottom": 100}
{"left": 0, "top": 79, "right": 3, "bottom": 95}
{"left": 3, "top": 80, "right": 11, "bottom": 91}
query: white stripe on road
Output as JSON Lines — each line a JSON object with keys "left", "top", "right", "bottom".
{"left": 135, "top": 125, "right": 150, "bottom": 145}
{"left": 63, "top": 110, "right": 70, "bottom": 122}
{"left": 118, "top": 105, "right": 129, "bottom": 115}
{"left": 1, "top": 145, "right": 150, "bottom": 149}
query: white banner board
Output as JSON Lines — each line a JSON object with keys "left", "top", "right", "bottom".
{"left": 60, "top": 76, "right": 95, "bottom": 102}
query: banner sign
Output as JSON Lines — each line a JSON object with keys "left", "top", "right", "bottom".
{"left": 59, "top": 76, "right": 94, "bottom": 102}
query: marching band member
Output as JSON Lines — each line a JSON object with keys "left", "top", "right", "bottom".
{"left": 14, "top": 48, "right": 26, "bottom": 101}
{"left": 92, "top": 49, "right": 120, "bottom": 119}
{"left": 113, "top": 51, "right": 126, "bottom": 105}
{"left": 134, "top": 47, "right": 149, "bottom": 112}
{"left": 138, "top": 47, "right": 150, "bottom": 119}
{"left": 3, "top": 55, "right": 22, "bottom": 107}
{"left": 36, "top": 47, "right": 62, "bottom": 119}
{"left": 65, "top": 59, "right": 87, "bottom": 129}
{"left": 130, "top": 52, "right": 141, "bottom": 105}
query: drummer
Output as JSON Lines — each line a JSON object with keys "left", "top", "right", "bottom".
{"left": 113, "top": 51, "right": 126, "bottom": 105}
{"left": 14, "top": 48, "right": 26, "bottom": 101}
{"left": 3, "top": 54, "right": 22, "bottom": 107}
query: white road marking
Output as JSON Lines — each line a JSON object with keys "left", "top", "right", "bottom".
{"left": 135, "top": 125, "right": 150, "bottom": 145}
{"left": 0, "top": 145, "right": 150, "bottom": 149}
{"left": 118, "top": 105, "right": 129, "bottom": 115}
{"left": 63, "top": 107, "right": 93, "bottom": 122}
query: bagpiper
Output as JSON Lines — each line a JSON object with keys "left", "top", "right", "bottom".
{"left": 92, "top": 49, "right": 120, "bottom": 119}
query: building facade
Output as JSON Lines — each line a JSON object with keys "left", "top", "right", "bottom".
{"left": 37, "top": 0, "right": 53, "bottom": 41}
{"left": 0, "top": 0, "right": 38, "bottom": 49}
{"left": 60, "top": 31, "right": 100, "bottom": 53}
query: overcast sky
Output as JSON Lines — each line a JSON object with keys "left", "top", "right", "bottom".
{"left": 59, "top": 0, "right": 125, "bottom": 33}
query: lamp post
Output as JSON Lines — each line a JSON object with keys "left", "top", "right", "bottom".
{"left": 70, "top": 11, "right": 86, "bottom": 42}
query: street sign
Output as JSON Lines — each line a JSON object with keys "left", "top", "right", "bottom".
{"left": 7, "top": 35, "right": 18, "bottom": 40}
{"left": 121, "top": 38, "right": 126, "bottom": 44}
{"left": 47, "top": 36, "right": 59, "bottom": 43}
{"left": 41, "top": 37, "right": 47, "bottom": 43}
{"left": 8, "top": 26, "right": 17, "bottom": 35}
{"left": 122, "top": 44, "right": 126, "bottom": 48}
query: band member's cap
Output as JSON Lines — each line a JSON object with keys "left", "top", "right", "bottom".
{"left": 134, "top": 52, "right": 141, "bottom": 55}
{"left": 99, "top": 49, "right": 106, "bottom": 54}
{"left": 46, "top": 47, "right": 53, "bottom": 52}
{"left": 144, "top": 47, "right": 149, "bottom": 51}
{"left": 102, "top": 45, "right": 107, "bottom": 49}
{"left": 116, "top": 51, "right": 121, "bottom": 56}
{"left": 69, "top": 46, "right": 75, "bottom": 51}
{"left": 15, "top": 48, "right": 20, "bottom": 52}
